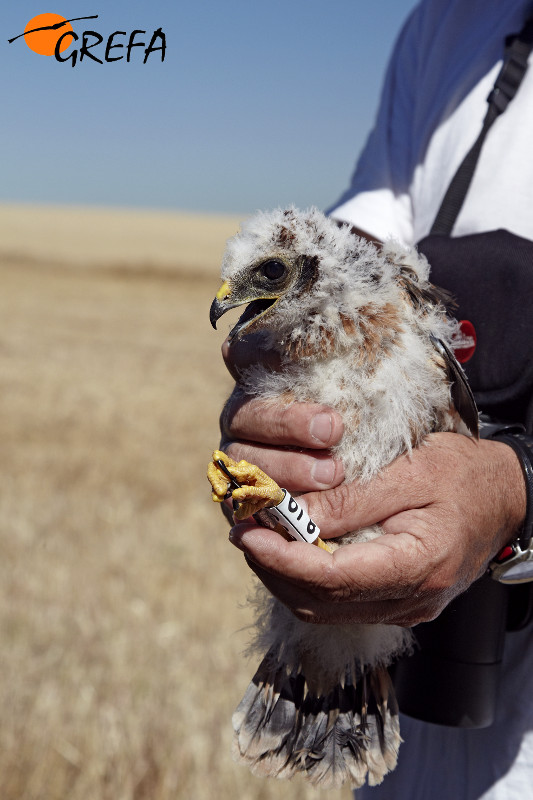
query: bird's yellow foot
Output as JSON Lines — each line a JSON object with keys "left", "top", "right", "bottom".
{"left": 207, "top": 450, "right": 285, "bottom": 520}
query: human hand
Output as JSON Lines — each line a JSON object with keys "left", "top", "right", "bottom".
{"left": 227, "top": 432, "right": 527, "bottom": 626}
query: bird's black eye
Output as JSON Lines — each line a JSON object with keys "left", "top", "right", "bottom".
{"left": 261, "top": 260, "right": 286, "bottom": 281}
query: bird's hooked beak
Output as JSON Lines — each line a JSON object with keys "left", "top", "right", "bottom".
{"left": 210, "top": 281, "right": 235, "bottom": 329}
{"left": 210, "top": 280, "right": 279, "bottom": 340}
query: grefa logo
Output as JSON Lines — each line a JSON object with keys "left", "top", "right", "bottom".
{"left": 8, "top": 13, "right": 166, "bottom": 66}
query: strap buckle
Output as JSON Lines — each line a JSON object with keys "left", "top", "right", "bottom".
{"left": 489, "top": 539, "right": 533, "bottom": 584}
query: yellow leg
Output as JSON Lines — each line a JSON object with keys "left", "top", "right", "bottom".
{"left": 315, "top": 537, "right": 335, "bottom": 553}
{"left": 207, "top": 450, "right": 335, "bottom": 551}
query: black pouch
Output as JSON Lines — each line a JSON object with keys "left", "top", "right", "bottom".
{"left": 418, "top": 229, "right": 533, "bottom": 430}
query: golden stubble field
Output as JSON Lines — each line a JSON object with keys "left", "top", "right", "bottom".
{"left": 0, "top": 205, "right": 350, "bottom": 800}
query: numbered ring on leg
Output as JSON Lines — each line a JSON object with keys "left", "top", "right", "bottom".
{"left": 266, "top": 490, "right": 320, "bottom": 544}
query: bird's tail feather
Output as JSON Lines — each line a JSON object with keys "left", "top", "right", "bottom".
{"left": 232, "top": 645, "right": 400, "bottom": 789}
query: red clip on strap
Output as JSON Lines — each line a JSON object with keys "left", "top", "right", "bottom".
{"left": 452, "top": 320, "right": 477, "bottom": 363}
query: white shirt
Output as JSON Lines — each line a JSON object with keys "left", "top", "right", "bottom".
{"left": 329, "top": 1, "right": 533, "bottom": 797}
{"left": 330, "top": 0, "right": 533, "bottom": 246}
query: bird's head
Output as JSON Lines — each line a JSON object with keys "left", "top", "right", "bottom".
{"left": 210, "top": 207, "right": 445, "bottom": 362}
{"left": 210, "top": 247, "right": 320, "bottom": 343}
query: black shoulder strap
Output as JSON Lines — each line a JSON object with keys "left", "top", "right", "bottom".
{"left": 430, "top": 15, "right": 533, "bottom": 237}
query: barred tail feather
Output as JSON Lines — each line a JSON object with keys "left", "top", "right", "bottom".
{"left": 364, "top": 666, "right": 401, "bottom": 785}
{"left": 232, "top": 646, "right": 401, "bottom": 789}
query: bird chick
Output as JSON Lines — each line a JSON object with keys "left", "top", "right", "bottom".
{"left": 209, "top": 207, "right": 478, "bottom": 790}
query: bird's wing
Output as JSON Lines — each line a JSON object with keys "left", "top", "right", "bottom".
{"left": 430, "top": 335, "right": 479, "bottom": 438}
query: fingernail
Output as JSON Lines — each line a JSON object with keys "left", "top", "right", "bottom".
{"left": 311, "top": 459, "right": 336, "bottom": 487}
{"left": 309, "top": 412, "right": 333, "bottom": 444}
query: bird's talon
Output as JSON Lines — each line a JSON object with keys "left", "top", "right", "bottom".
{"left": 207, "top": 450, "right": 284, "bottom": 515}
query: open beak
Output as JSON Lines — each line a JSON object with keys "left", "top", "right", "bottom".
{"left": 210, "top": 280, "right": 279, "bottom": 340}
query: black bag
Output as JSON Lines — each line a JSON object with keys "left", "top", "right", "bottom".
{"left": 418, "top": 229, "right": 533, "bottom": 430}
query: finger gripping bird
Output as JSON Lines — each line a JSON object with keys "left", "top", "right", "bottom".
{"left": 207, "top": 208, "right": 478, "bottom": 790}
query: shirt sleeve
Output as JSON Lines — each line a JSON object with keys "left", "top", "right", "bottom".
{"left": 328, "top": 5, "right": 423, "bottom": 246}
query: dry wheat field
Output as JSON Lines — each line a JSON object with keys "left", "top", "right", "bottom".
{"left": 0, "top": 205, "right": 350, "bottom": 800}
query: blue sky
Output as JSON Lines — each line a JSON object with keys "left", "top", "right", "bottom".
{"left": 1, "top": 1, "right": 419, "bottom": 214}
